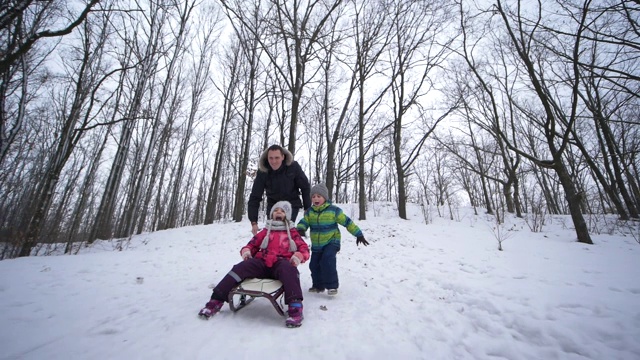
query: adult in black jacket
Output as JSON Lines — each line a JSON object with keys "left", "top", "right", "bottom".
{"left": 248, "top": 144, "right": 311, "bottom": 235}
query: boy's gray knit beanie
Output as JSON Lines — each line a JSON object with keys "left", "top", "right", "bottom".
{"left": 311, "top": 183, "right": 329, "bottom": 201}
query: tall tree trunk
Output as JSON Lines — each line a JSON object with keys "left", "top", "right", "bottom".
{"left": 89, "top": 5, "right": 164, "bottom": 242}
{"left": 554, "top": 160, "right": 592, "bottom": 244}
{"left": 90, "top": 118, "right": 135, "bottom": 242}
{"left": 121, "top": 4, "right": 189, "bottom": 236}
{"left": 494, "top": 0, "right": 593, "bottom": 244}
{"left": 65, "top": 128, "right": 110, "bottom": 254}
{"left": 19, "top": 19, "right": 107, "bottom": 255}
{"left": 358, "top": 87, "right": 366, "bottom": 220}
{"left": 161, "top": 0, "right": 203, "bottom": 229}
{"left": 233, "top": 29, "right": 260, "bottom": 222}
{"left": 204, "top": 41, "right": 240, "bottom": 224}
{"left": 393, "top": 118, "right": 408, "bottom": 219}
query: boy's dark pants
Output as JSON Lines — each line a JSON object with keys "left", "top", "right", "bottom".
{"left": 309, "top": 243, "right": 340, "bottom": 290}
{"left": 211, "top": 258, "right": 303, "bottom": 304}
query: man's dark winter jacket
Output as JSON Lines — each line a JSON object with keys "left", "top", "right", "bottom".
{"left": 248, "top": 148, "right": 311, "bottom": 223}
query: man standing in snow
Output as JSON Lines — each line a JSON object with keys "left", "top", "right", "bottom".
{"left": 248, "top": 144, "right": 311, "bottom": 235}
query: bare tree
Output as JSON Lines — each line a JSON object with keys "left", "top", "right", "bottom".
{"left": 317, "top": 13, "right": 350, "bottom": 195}
{"left": 64, "top": 126, "right": 111, "bottom": 254}
{"left": 489, "top": 0, "right": 593, "bottom": 243}
{"left": 0, "top": 0, "right": 101, "bottom": 165}
{"left": 386, "top": 0, "right": 457, "bottom": 219}
{"left": 564, "top": 1, "right": 640, "bottom": 219}
{"left": 17, "top": 8, "right": 126, "bottom": 256}
{"left": 119, "top": 0, "right": 197, "bottom": 236}
{"left": 219, "top": 0, "right": 345, "bottom": 155}
{"left": 165, "top": 2, "right": 220, "bottom": 228}
{"left": 350, "top": 0, "right": 395, "bottom": 219}
{"left": 440, "top": 65, "right": 524, "bottom": 217}
{"left": 205, "top": 37, "right": 243, "bottom": 224}
{"left": 230, "top": 3, "right": 268, "bottom": 222}
{"left": 89, "top": 1, "right": 166, "bottom": 242}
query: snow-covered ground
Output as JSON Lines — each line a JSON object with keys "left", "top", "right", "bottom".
{"left": 1, "top": 203, "right": 638, "bottom": 360}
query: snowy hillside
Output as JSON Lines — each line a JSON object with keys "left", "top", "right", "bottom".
{"left": 0, "top": 203, "right": 638, "bottom": 360}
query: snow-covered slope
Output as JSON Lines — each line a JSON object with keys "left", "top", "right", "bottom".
{"left": 1, "top": 204, "right": 638, "bottom": 360}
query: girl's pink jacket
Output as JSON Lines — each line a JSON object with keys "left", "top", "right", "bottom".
{"left": 240, "top": 228, "right": 310, "bottom": 267}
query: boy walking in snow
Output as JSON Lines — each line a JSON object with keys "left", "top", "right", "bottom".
{"left": 296, "top": 183, "right": 369, "bottom": 296}
{"left": 198, "top": 201, "right": 309, "bottom": 327}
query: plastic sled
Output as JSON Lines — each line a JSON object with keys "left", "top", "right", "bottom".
{"left": 228, "top": 278, "right": 286, "bottom": 317}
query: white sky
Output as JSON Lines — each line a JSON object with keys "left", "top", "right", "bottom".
{"left": 1, "top": 203, "right": 638, "bottom": 359}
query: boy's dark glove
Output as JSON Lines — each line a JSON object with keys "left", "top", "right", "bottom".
{"left": 356, "top": 236, "right": 369, "bottom": 246}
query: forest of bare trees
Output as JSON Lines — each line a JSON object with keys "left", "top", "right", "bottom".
{"left": 0, "top": 0, "right": 638, "bottom": 259}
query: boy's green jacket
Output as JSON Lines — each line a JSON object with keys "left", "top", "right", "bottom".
{"left": 296, "top": 202, "right": 363, "bottom": 252}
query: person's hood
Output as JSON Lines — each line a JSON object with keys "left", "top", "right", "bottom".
{"left": 258, "top": 147, "right": 294, "bottom": 172}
